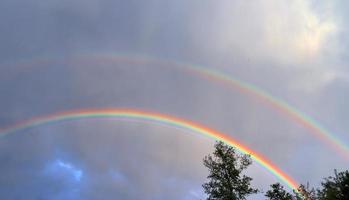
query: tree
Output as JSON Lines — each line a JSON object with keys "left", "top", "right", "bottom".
{"left": 265, "top": 183, "right": 293, "bottom": 200}
{"left": 296, "top": 184, "right": 316, "bottom": 200}
{"left": 317, "top": 170, "right": 349, "bottom": 200}
{"left": 202, "top": 141, "right": 258, "bottom": 200}
{"left": 265, "top": 183, "right": 316, "bottom": 200}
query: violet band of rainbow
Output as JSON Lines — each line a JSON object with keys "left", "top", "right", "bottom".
{"left": 75, "top": 53, "right": 349, "bottom": 160}
{"left": 2, "top": 54, "right": 347, "bottom": 160}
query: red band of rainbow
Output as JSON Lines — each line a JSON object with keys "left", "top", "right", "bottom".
{"left": 0, "top": 108, "right": 300, "bottom": 192}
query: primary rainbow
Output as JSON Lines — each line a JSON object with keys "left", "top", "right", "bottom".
{"left": 77, "top": 53, "right": 349, "bottom": 159}
{"left": 2, "top": 54, "right": 348, "bottom": 159}
{"left": 0, "top": 108, "right": 299, "bottom": 192}
{"left": 187, "top": 66, "right": 349, "bottom": 158}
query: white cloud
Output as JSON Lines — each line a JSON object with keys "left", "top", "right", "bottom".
{"left": 191, "top": 0, "right": 340, "bottom": 92}
{"left": 193, "top": 0, "right": 337, "bottom": 65}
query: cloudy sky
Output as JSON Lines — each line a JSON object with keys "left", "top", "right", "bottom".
{"left": 0, "top": 0, "right": 349, "bottom": 199}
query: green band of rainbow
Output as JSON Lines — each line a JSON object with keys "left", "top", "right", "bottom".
{"left": 189, "top": 67, "right": 349, "bottom": 158}
{"left": 78, "top": 53, "right": 349, "bottom": 159}
{"left": 0, "top": 108, "right": 299, "bottom": 192}
{"left": 2, "top": 54, "right": 348, "bottom": 159}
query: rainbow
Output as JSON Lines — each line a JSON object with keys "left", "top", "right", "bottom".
{"left": 0, "top": 108, "right": 300, "bottom": 192}
{"left": 187, "top": 67, "right": 349, "bottom": 158}
{"left": 75, "top": 53, "right": 349, "bottom": 159}
{"left": 2, "top": 53, "right": 348, "bottom": 158}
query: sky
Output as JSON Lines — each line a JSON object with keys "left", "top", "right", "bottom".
{"left": 0, "top": 0, "right": 349, "bottom": 199}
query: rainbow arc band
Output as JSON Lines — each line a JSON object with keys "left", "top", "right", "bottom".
{"left": 2, "top": 54, "right": 348, "bottom": 159}
{"left": 190, "top": 67, "right": 349, "bottom": 159}
{"left": 75, "top": 53, "right": 349, "bottom": 159}
{"left": 0, "top": 108, "right": 299, "bottom": 192}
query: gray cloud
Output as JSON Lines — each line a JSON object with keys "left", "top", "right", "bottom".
{"left": 0, "top": 0, "right": 349, "bottom": 199}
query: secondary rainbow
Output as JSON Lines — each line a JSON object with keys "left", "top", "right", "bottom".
{"left": 0, "top": 108, "right": 299, "bottom": 192}
{"left": 3, "top": 53, "right": 348, "bottom": 158}
{"left": 77, "top": 53, "right": 349, "bottom": 159}
{"left": 186, "top": 66, "right": 349, "bottom": 157}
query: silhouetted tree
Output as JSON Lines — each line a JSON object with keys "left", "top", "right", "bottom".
{"left": 202, "top": 143, "right": 349, "bottom": 200}
{"left": 202, "top": 141, "right": 258, "bottom": 200}
{"left": 317, "top": 170, "right": 349, "bottom": 200}
{"left": 265, "top": 183, "right": 293, "bottom": 200}
{"left": 266, "top": 183, "right": 316, "bottom": 200}
{"left": 296, "top": 184, "right": 316, "bottom": 200}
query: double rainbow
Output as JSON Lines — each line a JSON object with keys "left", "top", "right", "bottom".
{"left": 2, "top": 54, "right": 348, "bottom": 160}
{"left": 80, "top": 53, "right": 349, "bottom": 159}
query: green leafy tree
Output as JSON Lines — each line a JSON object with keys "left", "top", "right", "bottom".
{"left": 202, "top": 141, "right": 258, "bottom": 200}
{"left": 317, "top": 170, "right": 349, "bottom": 200}
{"left": 265, "top": 183, "right": 293, "bottom": 200}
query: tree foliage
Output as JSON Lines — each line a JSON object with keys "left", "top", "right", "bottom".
{"left": 297, "top": 184, "right": 316, "bottom": 200}
{"left": 202, "top": 141, "right": 258, "bottom": 200}
{"left": 202, "top": 142, "right": 349, "bottom": 200}
{"left": 265, "top": 183, "right": 293, "bottom": 200}
{"left": 317, "top": 170, "right": 349, "bottom": 200}
{"left": 264, "top": 183, "right": 316, "bottom": 200}
{"left": 265, "top": 171, "right": 349, "bottom": 200}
